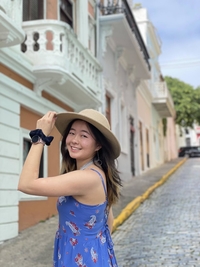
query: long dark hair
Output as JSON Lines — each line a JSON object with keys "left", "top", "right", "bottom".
{"left": 60, "top": 119, "right": 122, "bottom": 207}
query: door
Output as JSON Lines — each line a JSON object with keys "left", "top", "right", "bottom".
{"left": 139, "top": 121, "right": 144, "bottom": 171}
{"left": 130, "top": 116, "right": 135, "bottom": 176}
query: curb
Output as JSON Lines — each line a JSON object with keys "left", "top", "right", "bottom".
{"left": 112, "top": 158, "right": 187, "bottom": 233}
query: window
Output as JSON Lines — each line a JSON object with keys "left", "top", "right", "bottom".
{"left": 88, "top": 1, "right": 97, "bottom": 56}
{"left": 20, "top": 128, "right": 47, "bottom": 201}
{"left": 185, "top": 128, "right": 189, "bottom": 134}
{"left": 88, "top": 15, "right": 96, "bottom": 56}
{"left": 23, "top": 139, "right": 44, "bottom": 178}
{"left": 60, "top": 0, "right": 73, "bottom": 28}
{"left": 23, "top": 0, "right": 44, "bottom": 21}
{"left": 105, "top": 95, "right": 111, "bottom": 125}
{"left": 120, "top": 104, "right": 128, "bottom": 152}
{"left": 186, "top": 137, "right": 191, "bottom": 147}
{"left": 146, "top": 128, "right": 150, "bottom": 168}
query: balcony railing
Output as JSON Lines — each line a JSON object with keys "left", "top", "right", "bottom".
{"left": 0, "top": 0, "right": 22, "bottom": 27}
{"left": 0, "top": 0, "right": 25, "bottom": 47}
{"left": 99, "top": 0, "right": 150, "bottom": 71}
{"left": 153, "top": 81, "right": 175, "bottom": 117}
{"left": 154, "top": 82, "right": 174, "bottom": 105}
{"left": 21, "top": 20, "right": 101, "bottom": 96}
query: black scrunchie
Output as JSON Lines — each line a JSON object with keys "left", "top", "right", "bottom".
{"left": 29, "top": 129, "right": 54, "bottom": 146}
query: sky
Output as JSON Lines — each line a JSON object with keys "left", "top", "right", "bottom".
{"left": 133, "top": 0, "right": 200, "bottom": 88}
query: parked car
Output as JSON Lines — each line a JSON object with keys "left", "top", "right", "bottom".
{"left": 187, "top": 147, "right": 200, "bottom": 157}
{"left": 178, "top": 146, "right": 199, "bottom": 157}
{"left": 178, "top": 146, "right": 192, "bottom": 157}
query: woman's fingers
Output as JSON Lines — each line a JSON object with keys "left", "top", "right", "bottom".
{"left": 36, "top": 111, "right": 57, "bottom": 136}
{"left": 45, "top": 111, "right": 57, "bottom": 118}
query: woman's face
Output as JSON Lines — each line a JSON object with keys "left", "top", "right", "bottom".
{"left": 66, "top": 120, "right": 100, "bottom": 161}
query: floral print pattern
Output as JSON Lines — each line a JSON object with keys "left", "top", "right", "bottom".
{"left": 53, "top": 169, "right": 118, "bottom": 267}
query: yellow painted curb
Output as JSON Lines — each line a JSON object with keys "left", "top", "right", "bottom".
{"left": 112, "top": 158, "right": 187, "bottom": 233}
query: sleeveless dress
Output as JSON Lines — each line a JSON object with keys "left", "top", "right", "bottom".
{"left": 53, "top": 168, "right": 118, "bottom": 267}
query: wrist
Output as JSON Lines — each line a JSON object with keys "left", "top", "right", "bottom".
{"left": 29, "top": 129, "right": 54, "bottom": 146}
{"left": 31, "top": 135, "right": 45, "bottom": 146}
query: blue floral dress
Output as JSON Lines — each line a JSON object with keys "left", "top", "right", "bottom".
{"left": 53, "top": 169, "right": 118, "bottom": 267}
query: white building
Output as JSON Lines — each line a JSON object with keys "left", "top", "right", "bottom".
{"left": 98, "top": 0, "right": 151, "bottom": 179}
{"left": 0, "top": 0, "right": 177, "bottom": 243}
{"left": 0, "top": 0, "right": 104, "bottom": 243}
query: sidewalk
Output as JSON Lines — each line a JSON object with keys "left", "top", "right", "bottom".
{"left": 0, "top": 157, "right": 186, "bottom": 267}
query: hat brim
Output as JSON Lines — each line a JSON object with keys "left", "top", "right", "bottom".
{"left": 55, "top": 112, "right": 121, "bottom": 159}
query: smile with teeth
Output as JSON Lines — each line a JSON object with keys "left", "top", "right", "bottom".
{"left": 71, "top": 146, "right": 81, "bottom": 151}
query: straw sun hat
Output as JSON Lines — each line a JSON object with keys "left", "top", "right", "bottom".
{"left": 55, "top": 109, "right": 121, "bottom": 159}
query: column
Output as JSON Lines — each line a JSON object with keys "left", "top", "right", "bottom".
{"left": 76, "top": 0, "right": 89, "bottom": 48}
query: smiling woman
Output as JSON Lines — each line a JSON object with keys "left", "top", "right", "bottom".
{"left": 64, "top": 120, "right": 101, "bottom": 168}
{"left": 18, "top": 109, "right": 122, "bottom": 267}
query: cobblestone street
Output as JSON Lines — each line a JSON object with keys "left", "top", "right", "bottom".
{"left": 112, "top": 158, "right": 200, "bottom": 267}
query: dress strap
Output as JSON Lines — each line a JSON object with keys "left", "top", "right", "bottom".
{"left": 90, "top": 168, "right": 107, "bottom": 199}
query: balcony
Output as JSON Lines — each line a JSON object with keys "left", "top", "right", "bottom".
{"left": 99, "top": 0, "right": 151, "bottom": 79}
{"left": 0, "top": 0, "right": 25, "bottom": 47}
{"left": 195, "top": 126, "right": 200, "bottom": 135}
{"left": 152, "top": 81, "right": 175, "bottom": 118}
{"left": 21, "top": 20, "right": 102, "bottom": 109}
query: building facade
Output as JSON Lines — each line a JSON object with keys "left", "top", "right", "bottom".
{"left": 0, "top": 0, "right": 177, "bottom": 243}
{"left": 0, "top": 0, "right": 104, "bottom": 243}
{"left": 133, "top": 5, "right": 177, "bottom": 172}
{"left": 98, "top": 0, "right": 151, "bottom": 179}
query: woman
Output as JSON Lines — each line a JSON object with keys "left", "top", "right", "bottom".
{"left": 18, "top": 109, "right": 122, "bottom": 267}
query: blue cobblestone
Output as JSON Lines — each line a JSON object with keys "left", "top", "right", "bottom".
{"left": 112, "top": 158, "right": 200, "bottom": 267}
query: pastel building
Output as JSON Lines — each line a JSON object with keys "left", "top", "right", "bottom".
{"left": 98, "top": 0, "right": 151, "bottom": 178}
{"left": 133, "top": 5, "right": 177, "bottom": 172}
{"left": 0, "top": 0, "right": 177, "bottom": 243}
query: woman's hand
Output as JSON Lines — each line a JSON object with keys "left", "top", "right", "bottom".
{"left": 36, "top": 111, "right": 57, "bottom": 136}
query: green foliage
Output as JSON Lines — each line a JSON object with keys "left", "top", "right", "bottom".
{"left": 165, "top": 76, "right": 200, "bottom": 128}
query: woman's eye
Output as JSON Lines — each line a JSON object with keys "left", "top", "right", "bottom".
{"left": 69, "top": 131, "right": 75, "bottom": 135}
{"left": 82, "top": 135, "right": 88, "bottom": 138}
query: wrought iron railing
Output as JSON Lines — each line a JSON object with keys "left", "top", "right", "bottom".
{"left": 99, "top": 0, "right": 151, "bottom": 71}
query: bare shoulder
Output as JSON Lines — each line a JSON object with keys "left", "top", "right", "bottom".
{"left": 73, "top": 167, "right": 107, "bottom": 205}
{"left": 85, "top": 166, "right": 106, "bottom": 185}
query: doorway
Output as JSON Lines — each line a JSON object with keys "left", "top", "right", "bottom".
{"left": 130, "top": 116, "right": 135, "bottom": 176}
{"left": 139, "top": 121, "right": 144, "bottom": 171}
